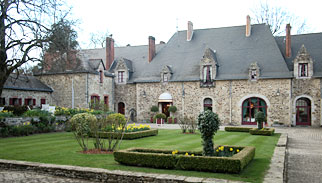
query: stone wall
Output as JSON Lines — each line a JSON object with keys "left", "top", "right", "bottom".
{"left": 292, "top": 78, "right": 321, "bottom": 127}
{"left": 114, "top": 84, "right": 136, "bottom": 119}
{"left": 1, "top": 89, "right": 52, "bottom": 107}
{"left": 135, "top": 79, "right": 293, "bottom": 126}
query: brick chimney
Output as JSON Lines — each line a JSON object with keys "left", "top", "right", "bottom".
{"left": 106, "top": 37, "right": 114, "bottom": 70}
{"left": 286, "top": 24, "right": 292, "bottom": 58}
{"left": 246, "top": 15, "right": 251, "bottom": 37}
{"left": 187, "top": 21, "right": 193, "bottom": 41}
{"left": 148, "top": 36, "right": 155, "bottom": 63}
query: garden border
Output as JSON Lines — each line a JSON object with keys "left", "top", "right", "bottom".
{"left": 97, "top": 129, "right": 158, "bottom": 140}
{"left": 224, "top": 127, "right": 252, "bottom": 132}
{"left": 249, "top": 128, "right": 275, "bottom": 136}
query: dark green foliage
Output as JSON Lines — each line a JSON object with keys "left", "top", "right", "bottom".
{"left": 114, "top": 146, "right": 255, "bottom": 173}
{"left": 154, "top": 113, "right": 166, "bottom": 119}
{"left": 225, "top": 127, "right": 253, "bottom": 132}
{"left": 168, "top": 106, "right": 177, "bottom": 113}
{"left": 97, "top": 129, "right": 158, "bottom": 140}
{"left": 0, "top": 124, "right": 37, "bottom": 137}
{"left": 150, "top": 106, "right": 159, "bottom": 113}
{"left": 4, "top": 106, "right": 28, "bottom": 116}
{"left": 198, "top": 110, "right": 220, "bottom": 156}
{"left": 23, "top": 109, "right": 51, "bottom": 117}
{"left": 255, "top": 111, "right": 265, "bottom": 129}
{"left": 249, "top": 128, "right": 275, "bottom": 136}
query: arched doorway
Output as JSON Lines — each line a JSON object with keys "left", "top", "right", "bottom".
{"left": 118, "top": 102, "right": 125, "bottom": 115}
{"left": 296, "top": 98, "right": 311, "bottom": 126}
{"left": 203, "top": 98, "right": 213, "bottom": 111}
{"left": 242, "top": 97, "right": 267, "bottom": 125}
{"left": 158, "top": 93, "right": 172, "bottom": 121}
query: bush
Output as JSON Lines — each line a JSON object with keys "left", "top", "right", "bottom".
{"left": 168, "top": 106, "right": 177, "bottom": 113}
{"left": 114, "top": 146, "right": 255, "bottom": 173}
{"left": 154, "top": 113, "right": 166, "bottom": 119}
{"left": 4, "top": 106, "right": 28, "bottom": 116}
{"left": 150, "top": 106, "right": 159, "bottom": 113}
{"left": 98, "top": 129, "right": 158, "bottom": 140}
{"left": 104, "top": 113, "right": 127, "bottom": 151}
{"left": 255, "top": 111, "right": 265, "bottom": 129}
{"left": 178, "top": 116, "right": 197, "bottom": 133}
{"left": 224, "top": 127, "right": 252, "bottom": 132}
{"left": 23, "top": 109, "right": 51, "bottom": 118}
{"left": 0, "top": 110, "right": 14, "bottom": 120}
{"left": 198, "top": 110, "right": 220, "bottom": 156}
{"left": 69, "top": 113, "right": 97, "bottom": 151}
{"left": 249, "top": 128, "right": 275, "bottom": 136}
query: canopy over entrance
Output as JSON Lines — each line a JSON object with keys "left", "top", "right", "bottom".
{"left": 158, "top": 93, "right": 172, "bottom": 102}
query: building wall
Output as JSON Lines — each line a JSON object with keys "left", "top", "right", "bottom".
{"left": 114, "top": 84, "right": 136, "bottom": 118}
{"left": 1, "top": 89, "right": 52, "bottom": 107}
{"left": 133, "top": 79, "right": 293, "bottom": 126}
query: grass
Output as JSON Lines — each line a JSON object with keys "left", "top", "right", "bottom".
{"left": 0, "top": 129, "right": 280, "bottom": 183}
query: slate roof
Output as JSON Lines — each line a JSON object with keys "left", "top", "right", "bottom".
{"left": 275, "top": 33, "right": 322, "bottom": 77}
{"left": 4, "top": 74, "right": 53, "bottom": 92}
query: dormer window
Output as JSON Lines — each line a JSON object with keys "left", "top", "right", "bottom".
{"left": 299, "top": 63, "right": 308, "bottom": 77}
{"left": 248, "top": 62, "right": 260, "bottom": 82}
{"left": 163, "top": 74, "right": 168, "bottom": 82}
{"left": 118, "top": 71, "right": 124, "bottom": 83}
{"left": 203, "top": 66, "right": 212, "bottom": 84}
{"left": 251, "top": 70, "right": 257, "bottom": 80}
{"left": 161, "top": 65, "right": 172, "bottom": 83}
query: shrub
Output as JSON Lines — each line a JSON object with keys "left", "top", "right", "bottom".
{"left": 150, "top": 106, "right": 159, "bottom": 113}
{"left": 4, "top": 106, "right": 28, "bottom": 116}
{"left": 0, "top": 110, "right": 14, "bottom": 120}
{"left": 168, "top": 106, "right": 177, "bottom": 113}
{"left": 198, "top": 110, "right": 220, "bottom": 156}
{"left": 255, "top": 111, "right": 265, "bottom": 129}
{"left": 249, "top": 128, "right": 275, "bottom": 136}
{"left": 23, "top": 109, "right": 51, "bottom": 118}
{"left": 104, "top": 113, "right": 127, "bottom": 151}
{"left": 98, "top": 129, "right": 158, "bottom": 140}
{"left": 69, "top": 113, "right": 97, "bottom": 151}
{"left": 224, "top": 127, "right": 252, "bottom": 132}
{"left": 154, "top": 113, "right": 166, "bottom": 119}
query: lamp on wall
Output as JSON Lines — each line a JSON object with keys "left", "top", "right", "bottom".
{"left": 142, "top": 91, "right": 146, "bottom": 98}
{"left": 276, "top": 88, "right": 280, "bottom": 96}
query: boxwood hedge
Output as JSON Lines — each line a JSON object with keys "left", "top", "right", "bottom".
{"left": 98, "top": 129, "right": 158, "bottom": 140}
{"left": 224, "top": 127, "right": 253, "bottom": 132}
{"left": 114, "top": 145, "right": 255, "bottom": 173}
{"left": 249, "top": 128, "right": 275, "bottom": 136}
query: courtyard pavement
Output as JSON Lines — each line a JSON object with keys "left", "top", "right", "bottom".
{"left": 0, "top": 123, "right": 321, "bottom": 182}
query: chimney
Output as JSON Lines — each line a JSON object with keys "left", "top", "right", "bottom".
{"left": 246, "top": 15, "right": 251, "bottom": 37}
{"left": 187, "top": 21, "right": 193, "bottom": 41}
{"left": 106, "top": 37, "right": 114, "bottom": 70}
{"left": 148, "top": 36, "right": 155, "bottom": 63}
{"left": 286, "top": 24, "right": 292, "bottom": 58}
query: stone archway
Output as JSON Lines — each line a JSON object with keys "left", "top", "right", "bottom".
{"left": 158, "top": 93, "right": 173, "bottom": 121}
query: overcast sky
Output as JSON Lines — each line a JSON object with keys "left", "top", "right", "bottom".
{"left": 69, "top": 0, "right": 322, "bottom": 48}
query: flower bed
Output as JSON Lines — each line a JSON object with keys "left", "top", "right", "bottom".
{"left": 98, "top": 129, "right": 158, "bottom": 140}
{"left": 114, "top": 145, "right": 255, "bottom": 173}
{"left": 249, "top": 128, "right": 275, "bottom": 136}
{"left": 224, "top": 126, "right": 253, "bottom": 132}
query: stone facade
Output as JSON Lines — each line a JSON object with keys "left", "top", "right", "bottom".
{"left": 1, "top": 89, "right": 52, "bottom": 107}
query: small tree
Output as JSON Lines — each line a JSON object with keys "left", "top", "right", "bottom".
{"left": 255, "top": 111, "right": 265, "bottom": 129}
{"left": 105, "top": 113, "right": 127, "bottom": 151}
{"left": 69, "top": 113, "right": 97, "bottom": 151}
{"left": 198, "top": 110, "right": 220, "bottom": 156}
{"left": 168, "top": 106, "right": 177, "bottom": 117}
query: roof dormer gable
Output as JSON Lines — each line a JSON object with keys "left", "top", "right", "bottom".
{"left": 293, "top": 45, "right": 313, "bottom": 79}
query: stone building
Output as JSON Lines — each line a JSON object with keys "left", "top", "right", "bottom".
{"left": 36, "top": 17, "right": 322, "bottom": 127}
{"left": 1, "top": 74, "right": 53, "bottom": 107}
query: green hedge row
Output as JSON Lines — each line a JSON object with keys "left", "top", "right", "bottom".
{"left": 98, "top": 129, "right": 158, "bottom": 140}
{"left": 224, "top": 127, "right": 253, "bottom": 132}
{"left": 114, "top": 146, "right": 255, "bottom": 173}
{"left": 249, "top": 128, "right": 275, "bottom": 136}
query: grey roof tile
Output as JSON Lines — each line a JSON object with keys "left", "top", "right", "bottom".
{"left": 4, "top": 74, "right": 53, "bottom": 92}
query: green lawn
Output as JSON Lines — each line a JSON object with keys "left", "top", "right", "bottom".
{"left": 0, "top": 129, "right": 280, "bottom": 183}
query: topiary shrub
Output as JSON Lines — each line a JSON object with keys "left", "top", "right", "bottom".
{"left": 198, "top": 110, "right": 220, "bottom": 156}
{"left": 150, "top": 106, "right": 159, "bottom": 113}
{"left": 255, "top": 111, "right": 265, "bottom": 130}
{"left": 168, "top": 106, "right": 177, "bottom": 113}
{"left": 69, "top": 113, "right": 97, "bottom": 151}
{"left": 154, "top": 113, "right": 166, "bottom": 119}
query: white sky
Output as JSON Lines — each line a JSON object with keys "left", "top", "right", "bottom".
{"left": 69, "top": 0, "right": 322, "bottom": 48}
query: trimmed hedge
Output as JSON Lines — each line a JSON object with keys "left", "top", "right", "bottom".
{"left": 249, "top": 128, "right": 275, "bottom": 136}
{"left": 98, "top": 129, "right": 158, "bottom": 140}
{"left": 114, "top": 146, "right": 255, "bottom": 173}
{"left": 224, "top": 127, "right": 253, "bottom": 132}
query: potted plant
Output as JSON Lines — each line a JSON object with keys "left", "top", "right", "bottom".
{"left": 168, "top": 106, "right": 177, "bottom": 123}
{"left": 154, "top": 113, "right": 166, "bottom": 125}
{"left": 150, "top": 106, "right": 159, "bottom": 123}
{"left": 255, "top": 111, "right": 265, "bottom": 129}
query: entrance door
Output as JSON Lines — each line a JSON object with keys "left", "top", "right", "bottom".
{"left": 161, "top": 102, "right": 171, "bottom": 121}
{"left": 118, "top": 102, "right": 125, "bottom": 115}
{"left": 242, "top": 97, "right": 267, "bottom": 125}
{"left": 296, "top": 98, "right": 311, "bottom": 126}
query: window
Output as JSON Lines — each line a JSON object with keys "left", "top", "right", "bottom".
{"left": 299, "top": 63, "right": 308, "bottom": 77}
{"left": 0, "top": 98, "right": 5, "bottom": 106}
{"left": 9, "top": 98, "right": 22, "bottom": 106}
{"left": 203, "top": 98, "right": 212, "bottom": 111}
{"left": 118, "top": 71, "right": 125, "bottom": 83}
{"left": 242, "top": 97, "right": 267, "bottom": 125}
{"left": 91, "top": 95, "right": 100, "bottom": 104}
{"left": 104, "top": 96, "right": 109, "bottom": 105}
{"left": 99, "top": 70, "right": 103, "bottom": 83}
{"left": 41, "top": 99, "right": 46, "bottom": 107}
{"left": 251, "top": 70, "right": 257, "bottom": 80}
{"left": 163, "top": 74, "right": 168, "bottom": 82}
{"left": 296, "top": 98, "right": 311, "bottom": 125}
{"left": 203, "top": 66, "right": 212, "bottom": 84}
{"left": 25, "top": 98, "right": 36, "bottom": 106}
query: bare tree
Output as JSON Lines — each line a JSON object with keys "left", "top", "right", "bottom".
{"left": 251, "top": 2, "right": 307, "bottom": 36}
{"left": 89, "top": 31, "right": 110, "bottom": 48}
{"left": 0, "top": 0, "right": 69, "bottom": 97}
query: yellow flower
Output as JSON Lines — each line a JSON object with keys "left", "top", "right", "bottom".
{"left": 230, "top": 148, "right": 233, "bottom": 152}
{"left": 27, "top": 122, "right": 30, "bottom": 125}
{"left": 191, "top": 154, "right": 194, "bottom": 157}
{"left": 237, "top": 149, "right": 240, "bottom": 153}
{"left": 55, "top": 123, "right": 58, "bottom": 126}
{"left": 216, "top": 149, "right": 219, "bottom": 152}
{"left": 185, "top": 152, "right": 189, "bottom": 156}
